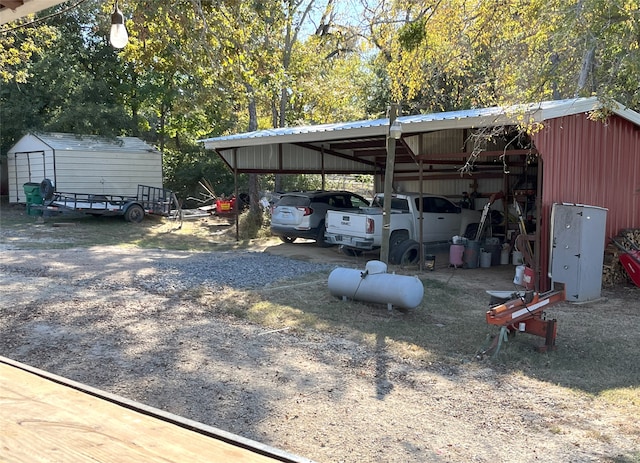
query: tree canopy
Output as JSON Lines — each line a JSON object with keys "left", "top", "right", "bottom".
{"left": 1, "top": 0, "right": 638, "bottom": 198}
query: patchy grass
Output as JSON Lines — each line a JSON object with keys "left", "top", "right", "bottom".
{"left": 195, "top": 270, "right": 640, "bottom": 410}
{"left": 3, "top": 198, "right": 639, "bottom": 411}
{"left": 0, "top": 200, "right": 264, "bottom": 251}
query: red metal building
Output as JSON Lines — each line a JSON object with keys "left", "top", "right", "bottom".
{"left": 534, "top": 112, "right": 640, "bottom": 290}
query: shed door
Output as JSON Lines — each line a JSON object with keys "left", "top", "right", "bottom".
{"left": 11, "top": 151, "right": 46, "bottom": 203}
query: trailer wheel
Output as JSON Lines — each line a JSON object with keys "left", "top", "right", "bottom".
{"left": 390, "top": 239, "right": 420, "bottom": 266}
{"left": 124, "top": 204, "right": 145, "bottom": 223}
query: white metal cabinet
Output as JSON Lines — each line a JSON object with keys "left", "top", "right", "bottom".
{"left": 550, "top": 203, "right": 608, "bottom": 302}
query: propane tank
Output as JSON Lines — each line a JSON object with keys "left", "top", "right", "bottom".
{"left": 328, "top": 260, "right": 424, "bottom": 310}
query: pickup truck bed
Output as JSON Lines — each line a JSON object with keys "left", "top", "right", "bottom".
{"left": 325, "top": 192, "right": 481, "bottom": 263}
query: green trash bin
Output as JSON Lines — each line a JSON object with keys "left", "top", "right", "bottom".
{"left": 23, "top": 182, "right": 43, "bottom": 216}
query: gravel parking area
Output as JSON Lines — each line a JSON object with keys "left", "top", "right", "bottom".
{"left": 0, "top": 246, "right": 333, "bottom": 296}
{"left": 1, "top": 239, "right": 639, "bottom": 462}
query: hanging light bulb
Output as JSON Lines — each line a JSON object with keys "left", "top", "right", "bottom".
{"left": 110, "top": 1, "right": 128, "bottom": 49}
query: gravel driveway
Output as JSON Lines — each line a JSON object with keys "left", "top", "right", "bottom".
{"left": 1, "top": 244, "right": 639, "bottom": 463}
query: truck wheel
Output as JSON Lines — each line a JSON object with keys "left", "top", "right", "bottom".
{"left": 464, "top": 223, "right": 479, "bottom": 239}
{"left": 124, "top": 204, "right": 145, "bottom": 223}
{"left": 388, "top": 231, "right": 410, "bottom": 264}
{"left": 390, "top": 239, "right": 420, "bottom": 266}
{"left": 279, "top": 236, "right": 297, "bottom": 244}
{"left": 389, "top": 230, "right": 409, "bottom": 249}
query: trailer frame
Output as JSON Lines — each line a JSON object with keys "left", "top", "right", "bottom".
{"left": 41, "top": 184, "right": 180, "bottom": 223}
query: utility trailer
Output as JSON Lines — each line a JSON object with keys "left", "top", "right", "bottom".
{"left": 41, "top": 184, "right": 179, "bottom": 223}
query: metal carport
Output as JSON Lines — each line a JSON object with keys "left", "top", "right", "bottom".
{"left": 200, "top": 97, "right": 640, "bottom": 291}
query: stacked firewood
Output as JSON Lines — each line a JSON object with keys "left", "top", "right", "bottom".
{"left": 602, "top": 228, "right": 640, "bottom": 286}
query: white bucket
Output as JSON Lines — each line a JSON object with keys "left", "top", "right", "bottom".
{"left": 513, "top": 265, "right": 525, "bottom": 285}
{"left": 512, "top": 250, "right": 524, "bottom": 265}
{"left": 480, "top": 251, "right": 492, "bottom": 268}
{"left": 500, "top": 248, "right": 510, "bottom": 265}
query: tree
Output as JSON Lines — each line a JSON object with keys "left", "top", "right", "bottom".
{"left": 543, "top": 0, "right": 640, "bottom": 107}
{"left": 360, "top": 0, "right": 640, "bottom": 113}
{"left": 0, "top": 0, "right": 133, "bottom": 153}
{"left": 0, "top": 16, "right": 55, "bottom": 84}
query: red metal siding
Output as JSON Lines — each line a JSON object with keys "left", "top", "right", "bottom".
{"left": 533, "top": 113, "right": 640, "bottom": 291}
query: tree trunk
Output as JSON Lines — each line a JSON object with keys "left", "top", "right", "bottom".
{"left": 576, "top": 44, "right": 596, "bottom": 96}
{"left": 246, "top": 83, "right": 261, "bottom": 216}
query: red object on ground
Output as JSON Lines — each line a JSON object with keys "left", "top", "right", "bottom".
{"left": 215, "top": 196, "right": 236, "bottom": 215}
{"left": 620, "top": 250, "right": 640, "bottom": 287}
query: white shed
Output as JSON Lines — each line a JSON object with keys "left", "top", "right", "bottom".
{"left": 7, "top": 132, "right": 163, "bottom": 204}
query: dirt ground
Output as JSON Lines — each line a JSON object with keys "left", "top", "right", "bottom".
{"left": 1, "top": 214, "right": 639, "bottom": 463}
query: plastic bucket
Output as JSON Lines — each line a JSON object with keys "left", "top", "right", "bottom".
{"left": 449, "top": 244, "right": 464, "bottom": 267}
{"left": 480, "top": 250, "right": 492, "bottom": 268}
{"left": 512, "top": 250, "right": 524, "bottom": 265}
{"left": 513, "top": 265, "right": 525, "bottom": 285}
{"left": 500, "top": 247, "right": 510, "bottom": 265}
{"left": 464, "top": 240, "right": 480, "bottom": 269}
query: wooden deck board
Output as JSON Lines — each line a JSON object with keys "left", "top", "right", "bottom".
{"left": 0, "top": 358, "right": 311, "bottom": 463}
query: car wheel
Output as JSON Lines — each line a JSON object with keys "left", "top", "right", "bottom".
{"left": 279, "top": 236, "right": 297, "bottom": 244}
{"left": 390, "top": 239, "right": 420, "bottom": 266}
{"left": 124, "top": 204, "right": 145, "bottom": 223}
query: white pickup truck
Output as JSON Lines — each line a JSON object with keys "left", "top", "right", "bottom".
{"left": 324, "top": 192, "right": 481, "bottom": 264}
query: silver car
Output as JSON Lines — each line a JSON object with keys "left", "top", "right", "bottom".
{"left": 270, "top": 190, "right": 369, "bottom": 246}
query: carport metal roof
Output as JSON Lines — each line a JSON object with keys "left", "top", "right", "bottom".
{"left": 199, "top": 97, "right": 640, "bottom": 175}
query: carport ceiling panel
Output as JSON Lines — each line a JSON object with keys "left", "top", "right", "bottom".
{"left": 282, "top": 144, "right": 322, "bottom": 170}
{"left": 318, "top": 151, "right": 378, "bottom": 173}
{"left": 218, "top": 145, "right": 280, "bottom": 171}
{"left": 218, "top": 144, "right": 376, "bottom": 173}
{"left": 264, "top": 144, "right": 374, "bottom": 172}
{"left": 403, "top": 130, "right": 467, "bottom": 161}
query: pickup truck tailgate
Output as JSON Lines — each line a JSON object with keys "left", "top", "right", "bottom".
{"left": 326, "top": 210, "right": 372, "bottom": 236}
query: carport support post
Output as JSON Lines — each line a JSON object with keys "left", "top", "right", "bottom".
{"left": 380, "top": 103, "right": 399, "bottom": 264}
{"left": 233, "top": 149, "right": 239, "bottom": 242}
{"left": 418, "top": 159, "right": 424, "bottom": 271}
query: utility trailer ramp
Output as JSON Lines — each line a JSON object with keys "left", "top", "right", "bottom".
{"left": 0, "top": 357, "right": 314, "bottom": 463}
